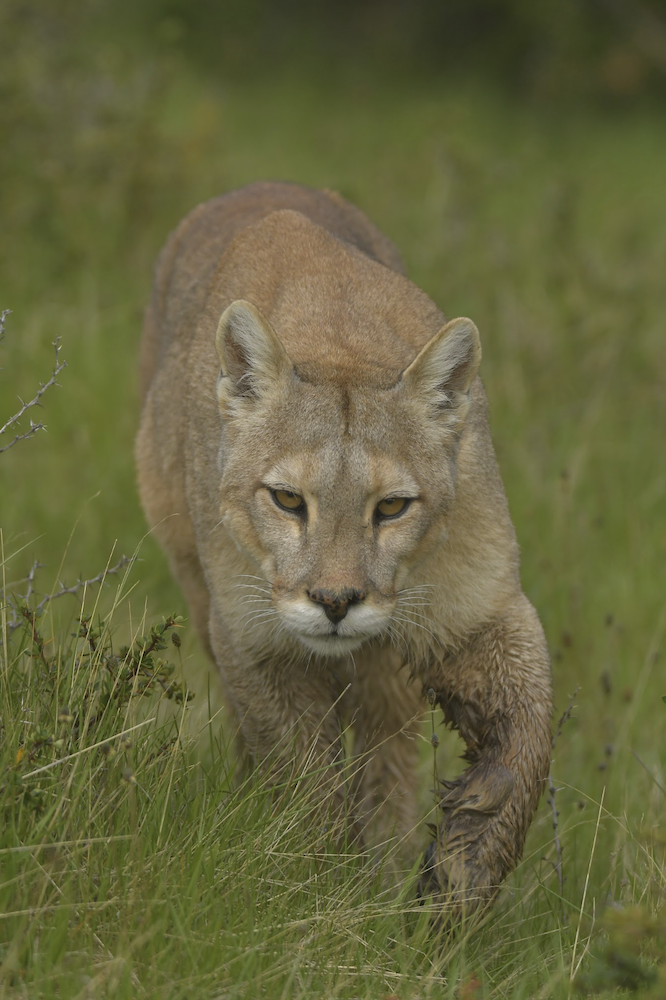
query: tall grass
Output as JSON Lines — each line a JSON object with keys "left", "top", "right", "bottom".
{"left": 1, "top": 13, "right": 665, "bottom": 996}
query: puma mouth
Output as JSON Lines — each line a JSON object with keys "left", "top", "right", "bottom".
{"left": 277, "top": 598, "right": 388, "bottom": 654}
{"left": 297, "top": 633, "right": 367, "bottom": 655}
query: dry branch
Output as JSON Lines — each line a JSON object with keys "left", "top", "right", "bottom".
{"left": 5, "top": 555, "right": 133, "bottom": 631}
{"left": 0, "top": 310, "right": 67, "bottom": 454}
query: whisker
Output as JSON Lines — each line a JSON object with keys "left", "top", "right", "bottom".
{"left": 240, "top": 620, "right": 279, "bottom": 638}
{"left": 240, "top": 610, "right": 280, "bottom": 628}
{"left": 397, "top": 607, "right": 436, "bottom": 625}
{"left": 385, "top": 624, "right": 408, "bottom": 657}
{"left": 240, "top": 606, "right": 278, "bottom": 620}
{"left": 231, "top": 574, "right": 272, "bottom": 583}
{"left": 391, "top": 613, "right": 438, "bottom": 642}
{"left": 398, "top": 591, "right": 434, "bottom": 609}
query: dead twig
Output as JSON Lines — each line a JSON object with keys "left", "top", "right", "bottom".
{"left": 5, "top": 556, "right": 133, "bottom": 632}
{"left": 0, "top": 318, "right": 67, "bottom": 454}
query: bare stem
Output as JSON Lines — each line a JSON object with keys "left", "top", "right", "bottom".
{"left": 5, "top": 556, "right": 133, "bottom": 631}
{"left": 0, "top": 334, "right": 67, "bottom": 454}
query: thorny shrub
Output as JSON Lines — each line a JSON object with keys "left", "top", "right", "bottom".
{"left": 1, "top": 310, "right": 193, "bottom": 840}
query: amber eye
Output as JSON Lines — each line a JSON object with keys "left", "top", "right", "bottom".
{"left": 271, "top": 489, "right": 305, "bottom": 513}
{"left": 376, "top": 497, "right": 410, "bottom": 520}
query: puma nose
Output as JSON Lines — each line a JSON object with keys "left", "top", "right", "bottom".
{"left": 307, "top": 588, "right": 366, "bottom": 624}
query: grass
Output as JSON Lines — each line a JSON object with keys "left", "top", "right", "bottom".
{"left": 1, "top": 13, "right": 666, "bottom": 997}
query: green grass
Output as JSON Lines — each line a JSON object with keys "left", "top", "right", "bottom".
{"left": 1, "top": 16, "right": 666, "bottom": 998}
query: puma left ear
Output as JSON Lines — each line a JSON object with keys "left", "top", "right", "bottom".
{"left": 401, "top": 317, "right": 481, "bottom": 409}
{"left": 215, "top": 300, "right": 292, "bottom": 404}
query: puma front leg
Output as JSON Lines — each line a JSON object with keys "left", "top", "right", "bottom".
{"left": 418, "top": 593, "right": 552, "bottom": 920}
{"left": 209, "top": 613, "right": 358, "bottom": 839}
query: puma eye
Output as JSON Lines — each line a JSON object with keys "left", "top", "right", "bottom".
{"left": 271, "top": 489, "right": 305, "bottom": 514}
{"left": 375, "top": 497, "right": 410, "bottom": 520}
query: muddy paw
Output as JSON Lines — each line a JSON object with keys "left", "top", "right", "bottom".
{"left": 417, "top": 838, "right": 498, "bottom": 924}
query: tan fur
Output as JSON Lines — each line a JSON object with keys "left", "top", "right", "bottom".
{"left": 136, "top": 181, "right": 552, "bottom": 919}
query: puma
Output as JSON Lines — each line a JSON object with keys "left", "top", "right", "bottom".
{"left": 136, "top": 181, "right": 552, "bottom": 918}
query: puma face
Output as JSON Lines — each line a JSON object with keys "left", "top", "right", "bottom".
{"left": 215, "top": 300, "right": 481, "bottom": 656}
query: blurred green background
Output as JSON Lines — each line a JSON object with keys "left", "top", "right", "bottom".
{"left": 2, "top": 0, "right": 665, "bottom": 692}
{"left": 1, "top": 1, "right": 666, "bottom": 994}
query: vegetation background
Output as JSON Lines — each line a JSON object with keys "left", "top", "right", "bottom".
{"left": 1, "top": 0, "right": 665, "bottom": 996}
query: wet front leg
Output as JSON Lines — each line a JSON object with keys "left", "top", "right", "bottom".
{"left": 418, "top": 595, "right": 552, "bottom": 921}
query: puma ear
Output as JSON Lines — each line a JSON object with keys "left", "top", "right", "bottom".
{"left": 401, "top": 317, "right": 481, "bottom": 410}
{"left": 215, "top": 300, "right": 292, "bottom": 403}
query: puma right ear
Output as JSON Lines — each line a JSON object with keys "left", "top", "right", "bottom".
{"left": 402, "top": 317, "right": 481, "bottom": 411}
{"left": 215, "top": 300, "right": 292, "bottom": 407}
